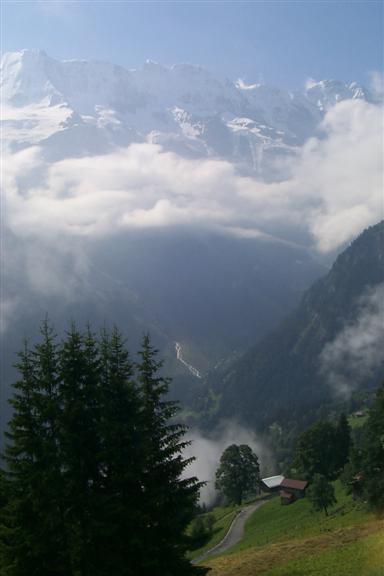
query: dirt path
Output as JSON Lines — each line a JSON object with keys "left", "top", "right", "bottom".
{"left": 193, "top": 500, "right": 266, "bottom": 564}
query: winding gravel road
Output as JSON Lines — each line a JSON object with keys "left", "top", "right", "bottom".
{"left": 192, "top": 500, "right": 266, "bottom": 565}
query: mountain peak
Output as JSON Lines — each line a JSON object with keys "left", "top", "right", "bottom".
{"left": 1, "top": 48, "right": 62, "bottom": 107}
{"left": 305, "top": 78, "right": 372, "bottom": 110}
{"left": 1, "top": 50, "right": 376, "bottom": 174}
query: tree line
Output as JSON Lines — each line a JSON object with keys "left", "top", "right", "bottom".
{"left": 292, "top": 385, "right": 384, "bottom": 515}
{"left": 212, "top": 385, "right": 384, "bottom": 516}
{"left": 0, "top": 322, "right": 208, "bottom": 576}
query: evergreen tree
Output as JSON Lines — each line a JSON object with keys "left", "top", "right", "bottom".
{"left": 58, "top": 324, "right": 103, "bottom": 575}
{"left": 335, "top": 414, "right": 351, "bottom": 469}
{"left": 307, "top": 473, "right": 337, "bottom": 516}
{"left": 96, "top": 327, "right": 142, "bottom": 575}
{"left": 0, "top": 468, "right": 9, "bottom": 566}
{"left": 2, "top": 323, "right": 70, "bottom": 575}
{"left": 215, "top": 444, "right": 260, "bottom": 505}
{"left": 361, "top": 383, "right": 384, "bottom": 511}
{"left": 136, "top": 334, "right": 202, "bottom": 576}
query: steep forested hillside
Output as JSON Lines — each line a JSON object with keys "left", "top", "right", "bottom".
{"left": 199, "top": 221, "right": 384, "bottom": 430}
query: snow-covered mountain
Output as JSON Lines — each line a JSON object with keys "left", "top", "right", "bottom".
{"left": 1, "top": 49, "right": 375, "bottom": 179}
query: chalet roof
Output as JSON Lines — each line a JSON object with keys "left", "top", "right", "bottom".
{"left": 261, "top": 475, "right": 284, "bottom": 489}
{"left": 280, "top": 478, "right": 308, "bottom": 491}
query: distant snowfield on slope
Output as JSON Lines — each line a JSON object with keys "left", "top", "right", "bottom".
{"left": 2, "top": 103, "right": 73, "bottom": 145}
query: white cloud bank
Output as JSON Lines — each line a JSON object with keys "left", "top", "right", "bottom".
{"left": 4, "top": 99, "right": 383, "bottom": 254}
{"left": 1, "top": 96, "right": 382, "bottom": 337}
{"left": 320, "top": 283, "right": 384, "bottom": 397}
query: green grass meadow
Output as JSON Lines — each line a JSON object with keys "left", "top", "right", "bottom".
{"left": 263, "top": 529, "right": 384, "bottom": 576}
{"left": 196, "top": 482, "right": 383, "bottom": 575}
{"left": 230, "top": 481, "right": 374, "bottom": 553}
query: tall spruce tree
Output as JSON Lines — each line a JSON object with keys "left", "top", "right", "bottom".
{"left": 97, "top": 327, "right": 142, "bottom": 575}
{"left": 58, "top": 324, "right": 103, "bottom": 576}
{"left": 136, "top": 334, "right": 202, "bottom": 576}
{"left": 2, "top": 323, "right": 70, "bottom": 575}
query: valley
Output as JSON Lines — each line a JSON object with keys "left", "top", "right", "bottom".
{"left": 1, "top": 33, "right": 383, "bottom": 576}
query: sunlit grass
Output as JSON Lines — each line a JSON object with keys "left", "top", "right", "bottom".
{"left": 203, "top": 522, "right": 384, "bottom": 575}
{"left": 229, "top": 481, "right": 373, "bottom": 553}
{"left": 263, "top": 526, "right": 384, "bottom": 576}
{"left": 196, "top": 482, "right": 383, "bottom": 575}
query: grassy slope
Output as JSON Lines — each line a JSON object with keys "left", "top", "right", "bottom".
{"left": 230, "top": 481, "right": 372, "bottom": 552}
{"left": 200, "top": 482, "right": 384, "bottom": 575}
{"left": 264, "top": 529, "right": 384, "bottom": 576}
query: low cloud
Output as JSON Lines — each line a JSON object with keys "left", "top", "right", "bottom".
{"left": 370, "top": 71, "right": 384, "bottom": 100}
{"left": 303, "top": 100, "right": 383, "bottom": 252}
{"left": 320, "top": 283, "right": 384, "bottom": 398}
{"left": 0, "top": 297, "right": 19, "bottom": 335}
{"left": 2, "top": 97, "right": 383, "bottom": 334}
{"left": 4, "top": 99, "right": 382, "bottom": 252}
{"left": 184, "top": 422, "right": 274, "bottom": 506}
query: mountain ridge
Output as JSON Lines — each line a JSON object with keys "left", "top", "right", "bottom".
{"left": 2, "top": 49, "right": 378, "bottom": 179}
{"left": 198, "top": 221, "right": 384, "bottom": 430}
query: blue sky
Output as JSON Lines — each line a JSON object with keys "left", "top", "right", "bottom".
{"left": 2, "top": 1, "right": 383, "bottom": 88}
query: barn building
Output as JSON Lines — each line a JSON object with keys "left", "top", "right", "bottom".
{"left": 260, "top": 475, "right": 285, "bottom": 493}
{"left": 260, "top": 475, "right": 308, "bottom": 505}
{"left": 280, "top": 478, "right": 308, "bottom": 498}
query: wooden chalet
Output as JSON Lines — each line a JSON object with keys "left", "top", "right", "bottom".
{"left": 260, "top": 475, "right": 285, "bottom": 493}
{"left": 279, "top": 478, "right": 308, "bottom": 505}
{"left": 260, "top": 475, "right": 308, "bottom": 505}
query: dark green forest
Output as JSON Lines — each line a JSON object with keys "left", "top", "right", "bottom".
{"left": 0, "top": 323, "right": 207, "bottom": 576}
{"left": 291, "top": 385, "right": 384, "bottom": 513}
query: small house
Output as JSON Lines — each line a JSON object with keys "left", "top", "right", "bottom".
{"left": 279, "top": 478, "right": 308, "bottom": 501}
{"left": 261, "top": 475, "right": 308, "bottom": 504}
{"left": 260, "top": 475, "right": 285, "bottom": 493}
